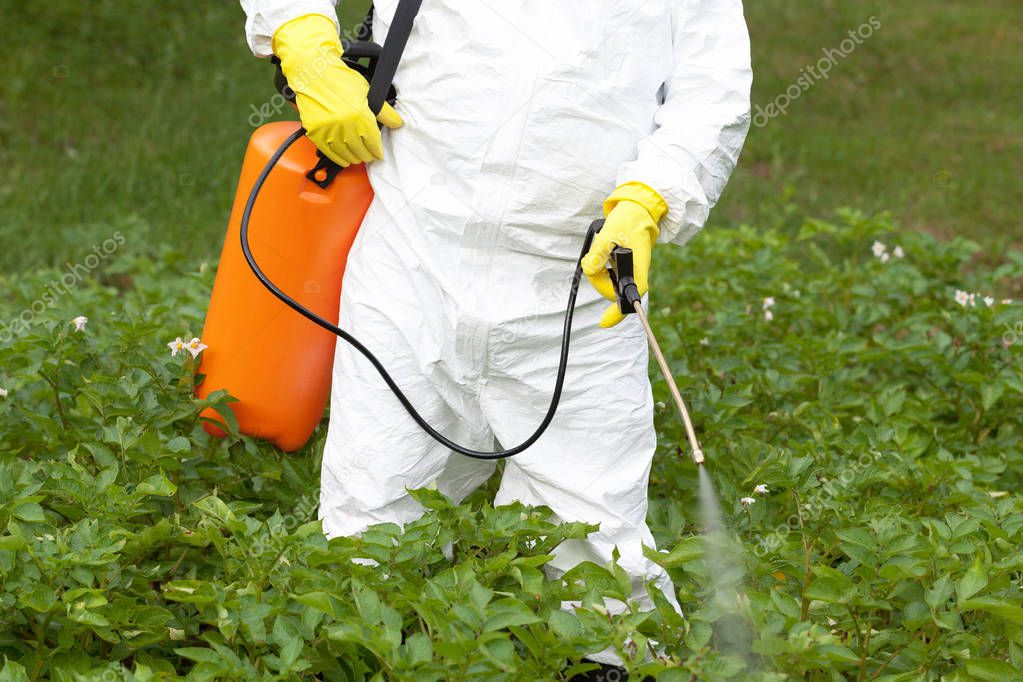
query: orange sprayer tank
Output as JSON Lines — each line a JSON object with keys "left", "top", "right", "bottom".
{"left": 196, "top": 121, "right": 374, "bottom": 451}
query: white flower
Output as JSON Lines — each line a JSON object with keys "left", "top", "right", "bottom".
{"left": 71, "top": 316, "right": 88, "bottom": 332}
{"left": 954, "top": 290, "right": 970, "bottom": 306}
{"left": 753, "top": 484, "right": 769, "bottom": 495}
{"left": 764, "top": 310, "right": 774, "bottom": 322}
{"left": 880, "top": 252, "right": 890, "bottom": 263}
{"left": 0, "top": 388, "right": 7, "bottom": 398}
{"left": 167, "top": 337, "right": 186, "bottom": 357}
{"left": 893, "top": 246, "right": 905, "bottom": 258}
{"left": 1002, "top": 299, "right": 1013, "bottom": 305}
{"left": 740, "top": 497, "right": 756, "bottom": 508}
{"left": 984, "top": 296, "right": 995, "bottom": 308}
{"left": 763, "top": 297, "right": 776, "bottom": 310}
{"left": 699, "top": 337, "right": 710, "bottom": 347}
{"left": 871, "top": 241, "right": 887, "bottom": 258}
{"left": 968, "top": 293, "right": 977, "bottom": 307}
{"left": 185, "top": 337, "right": 208, "bottom": 359}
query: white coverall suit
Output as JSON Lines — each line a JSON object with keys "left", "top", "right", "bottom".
{"left": 243, "top": 0, "right": 752, "bottom": 642}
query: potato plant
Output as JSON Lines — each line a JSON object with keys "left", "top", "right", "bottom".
{"left": 1, "top": 211, "right": 1021, "bottom": 680}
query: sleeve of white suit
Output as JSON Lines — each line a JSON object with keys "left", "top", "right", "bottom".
{"left": 616, "top": 0, "right": 752, "bottom": 246}
{"left": 240, "top": 0, "right": 340, "bottom": 57}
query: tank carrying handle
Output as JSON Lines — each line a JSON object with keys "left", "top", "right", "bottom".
{"left": 306, "top": 153, "right": 344, "bottom": 189}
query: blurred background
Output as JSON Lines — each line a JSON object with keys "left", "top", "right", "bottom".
{"left": 1, "top": 0, "right": 1020, "bottom": 271}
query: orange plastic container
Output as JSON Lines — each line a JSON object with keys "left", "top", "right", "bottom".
{"left": 196, "top": 120, "right": 374, "bottom": 451}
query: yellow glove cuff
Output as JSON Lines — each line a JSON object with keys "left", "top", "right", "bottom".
{"left": 272, "top": 13, "right": 342, "bottom": 62}
{"left": 603, "top": 182, "right": 669, "bottom": 225}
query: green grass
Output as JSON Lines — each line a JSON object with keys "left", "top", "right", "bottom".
{"left": 725, "top": 0, "right": 1023, "bottom": 243}
{"left": 1, "top": 0, "right": 1021, "bottom": 273}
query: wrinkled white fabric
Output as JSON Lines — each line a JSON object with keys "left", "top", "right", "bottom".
{"left": 242, "top": 0, "right": 751, "bottom": 661}
{"left": 241, "top": 0, "right": 341, "bottom": 56}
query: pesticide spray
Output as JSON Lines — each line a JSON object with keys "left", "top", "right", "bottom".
{"left": 609, "top": 255, "right": 751, "bottom": 660}
{"left": 697, "top": 468, "right": 752, "bottom": 659}
{"left": 646, "top": 320, "right": 751, "bottom": 659}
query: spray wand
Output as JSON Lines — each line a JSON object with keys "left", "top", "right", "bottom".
{"left": 605, "top": 240, "right": 705, "bottom": 466}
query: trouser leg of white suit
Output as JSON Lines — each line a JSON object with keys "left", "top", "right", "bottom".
{"left": 320, "top": 334, "right": 497, "bottom": 539}
{"left": 485, "top": 298, "right": 681, "bottom": 666}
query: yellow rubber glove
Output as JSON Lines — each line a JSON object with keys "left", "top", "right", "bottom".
{"left": 272, "top": 14, "right": 403, "bottom": 167}
{"left": 582, "top": 182, "right": 668, "bottom": 328}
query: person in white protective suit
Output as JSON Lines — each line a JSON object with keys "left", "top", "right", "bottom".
{"left": 242, "top": 0, "right": 751, "bottom": 667}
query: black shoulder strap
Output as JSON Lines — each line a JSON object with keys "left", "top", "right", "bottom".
{"left": 367, "top": 0, "right": 423, "bottom": 115}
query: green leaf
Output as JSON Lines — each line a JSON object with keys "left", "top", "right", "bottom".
{"left": 20, "top": 584, "right": 57, "bottom": 613}
{"left": 0, "top": 534, "right": 28, "bottom": 551}
{"left": 964, "top": 658, "right": 1019, "bottom": 681}
{"left": 0, "top": 658, "right": 30, "bottom": 682}
{"left": 166, "top": 436, "right": 191, "bottom": 454}
{"left": 645, "top": 536, "right": 703, "bottom": 568}
{"left": 482, "top": 599, "right": 541, "bottom": 631}
{"left": 162, "top": 580, "right": 218, "bottom": 605}
{"left": 352, "top": 580, "right": 381, "bottom": 624}
{"left": 136, "top": 472, "right": 176, "bottom": 497}
{"left": 292, "top": 591, "right": 336, "bottom": 617}
{"left": 403, "top": 632, "right": 432, "bottom": 666}
{"left": 469, "top": 581, "right": 493, "bottom": 612}
{"left": 549, "top": 610, "right": 582, "bottom": 640}
{"left": 11, "top": 502, "right": 45, "bottom": 523}
{"left": 835, "top": 527, "right": 878, "bottom": 567}
{"left": 562, "top": 562, "right": 625, "bottom": 599}
{"left": 956, "top": 555, "right": 988, "bottom": 603}
{"left": 192, "top": 495, "right": 235, "bottom": 526}
{"left": 820, "top": 644, "right": 861, "bottom": 665}
{"left": 272, "top": 616, "right": 304, "bottom": 668}
{"left": 805, "top": 568, "right": 856, "bottom": 604}
{"left": 960, "top": 598, "right": 1023, "bottom": 625}
{"left": 925, "top": 575, "right": 954, "bottom": 609}
{"left": 68, "top": 603, "right": 110, "bottom": 627}
{"left": 174, "top": 647, "right": 222, "bottom": 664}
{"left": 980, "top": 381, "right": 1005, "bottom": 411}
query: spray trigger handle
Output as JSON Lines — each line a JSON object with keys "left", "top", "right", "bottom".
{"left": 607, "top": 247, "right": 642, "bottom": 315}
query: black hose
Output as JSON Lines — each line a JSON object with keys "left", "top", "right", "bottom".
{"left": 240, "top": 128, "right": 595, "bottom": 460}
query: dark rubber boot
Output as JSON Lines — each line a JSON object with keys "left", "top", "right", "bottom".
{"left": 569, "top": 663, "right": 629, "bottom": 681}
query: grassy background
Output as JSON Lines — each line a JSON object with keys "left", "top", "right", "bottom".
{"left": 1, "top": 0, "right": 1021, "bottom": 271}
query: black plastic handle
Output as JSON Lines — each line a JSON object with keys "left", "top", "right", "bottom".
{"left": 341, "top": 39, "right": 382, "bottom": 61}
{"left": 588, "top": 219, "right": 640, "bottom": 316}
{"left": 610, "top": 248, "right": 642, "bottom": 315}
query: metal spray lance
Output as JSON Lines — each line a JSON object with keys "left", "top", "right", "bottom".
{"left": 602, "top": 225, "right": 705, "bottom": 466}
